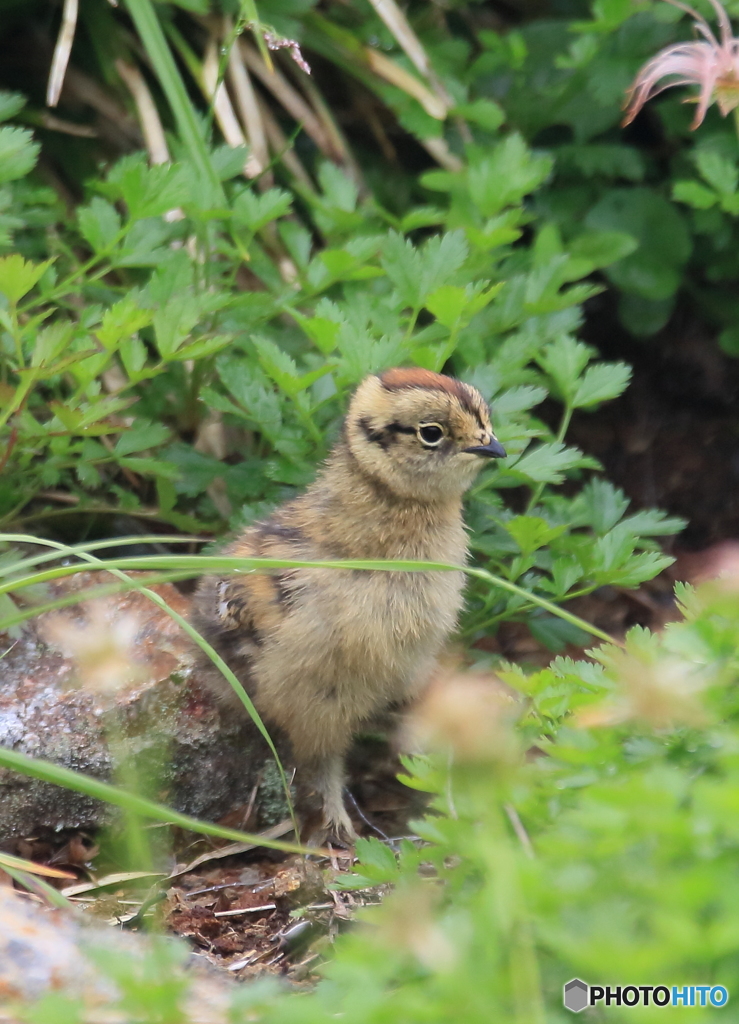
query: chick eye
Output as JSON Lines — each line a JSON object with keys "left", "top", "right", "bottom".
{"left": 417, "top": 423, "right": 444, "bottom": 447}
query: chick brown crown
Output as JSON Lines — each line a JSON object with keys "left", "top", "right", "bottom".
{"left": 340, "top": 368, "right": 503, "bottom": 503}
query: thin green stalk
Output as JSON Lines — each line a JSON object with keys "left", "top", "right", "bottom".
{"left": 0, "top": 745, "right": 311, "bottom": 855}
{"left": 525, "top": 403, "right": 573, "bottom": 514}
{"left": 9, "top": 302, "right": 22, "bottom": 366}
{"left": 2, "top": 864, "right": 79, "bottom": 911}
{"left": 0, "top": 534, "right": 204, "bottom": 578}
{"left": 0, "top": 535, "right": 617, "bottom": 645}
{"left": 0, "top": 571, "right": 201, "bottom": 631}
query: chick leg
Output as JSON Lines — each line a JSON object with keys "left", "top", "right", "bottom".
{"left": 300, "top": 753, "right": 356, "bottom": 846}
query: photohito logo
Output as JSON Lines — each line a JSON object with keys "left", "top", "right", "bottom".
{"left": 563, "top": 980, "right": 729, "bottom": 1012}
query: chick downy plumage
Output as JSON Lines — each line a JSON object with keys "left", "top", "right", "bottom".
{"left": 192, "top": 368, "right": 505, "bottom": 842}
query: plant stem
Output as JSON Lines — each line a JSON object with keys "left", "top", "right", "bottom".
{"left": 525, "top": 402, "right": 573, "bottom": 514}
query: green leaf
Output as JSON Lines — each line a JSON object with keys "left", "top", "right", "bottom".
{"left": 31, "top": 322, "right": 73, "bottom": 368}
{"left": 621, "top": 509, "right": 686, "bottom": 537}
{"left": 529, "top": 614, "right": 590, "bottom": 651}
{"left": 720, "top": 325, "right": 739, "bottom": 356}
{"left": 493, "top": 386, "right": 547, "bottom": 417}
{"left": 382, "top": 230, "right": 468, "bottom": 310}
{"left": 152, "top": 296, "right": 202, "bottom": 359}
{"left": 454, "top": 98, "right": 505, "bottom": 131}
{"left": 604, "top": 551, "right": 675, "bottom": 587}
{"left": 168, "top": 335, "right": 232, "bottom": 361}
{"left": 252, "top": 335, "right": 331, "bottom": 397}
{"left": 586, "top": 188, "right": 691, "bottom": 301}
{"left": 571, "top": 361, "right": 631, "bottom": 408}
{"left": 78, "top": 198, "right": 122, "bottom": 253}
{"left": 508, "top": 441, "right": 583, "bottom": 483}
{"left": 537, "top": 336, "right": 593, "bottom": 403}
{"left": 672, "top": 180, "right": 717, "bottom": 209}
{"left": 232, "top": 187, "right": 292, "bottom": 231}
{"left": 505, "top": 516, "right": 566, "bottom": 554}
{"left": 576, "top": 478, "right": 630, "bottom": 534}
{"left": 114, "top": 419, "right": 171, "bottom": 457}
{"left": 117, "top": 456, "right": 179, "bottom": 477}
{"left": 0, "top": 125, "right": 39, "bottom": 185}
{"left": 119, "top": 336, "right": 148, "bottom": 379}
{"left": 107, "top": 153, "right": 188, "bottom": 221}
{"left": 695, "top": 148, "right": 738, "bottom": 196}
{"left": 618, "top": 293, "right": 675, "bottom": 337}
{"left": 568, "top": 231, "right": 637, "bottom": 268}
{"left": 0, "top": 91, "right": 25, "bottom": 122}
{"left": 352, "top": 836, "right": 399, "bottom": 880}
{"left": 425, "top": 284, "right": 468, "bottom": 328}
{"left": 0, "top": 254, "right": 55, "bottom": 303}
{"left": 216, "top": 356, "right": 283, "bottom": 438}
{"left": 293, "top": 312, "right": 341, "bottom": 354}
{"left": 399, "top": 207, "right": 446, "bottom": 232}
{"left": 318, "top": 162, "right": 359, "bottom": 212}
{"left": 97, "top": 297, "right": 152, "bottom": 351}
{"left": 467, "top": 134, "right": 552, "bottom": 217}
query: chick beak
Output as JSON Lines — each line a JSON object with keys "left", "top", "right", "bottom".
{"left": 463, "top": 438, "right": 507, "bottom": 459}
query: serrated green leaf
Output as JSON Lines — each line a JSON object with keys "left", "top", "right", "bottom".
{"left": 152, "top": 296, "right": 202, "bottom": 359}
{"left": 78, "top": 198, "right": 122, "bottom": 253}
{"left": 31, "top": 322, "right": 73, "bottom": 368}
{"left": 426, "top": 285, "right": 468, "bottom": 327}
{"left": 107, "top": 153, "right": 188, "bottom": 221}
{"left": 0, "top": 91, "right": 25, "bottom": 123}
{"left": 576, "top": 478, "right": 630, "bottom": 534}
{"left": 97, "top": 297, "right": 152, "bottom": 351}
{"left": 605, "top": 551, "right": 675, "bottom": 587}
{"left": 505, "top": 516, "right": 566, "bottom": 554}
{"left": 493, "top": 386, "right": 547, "bottom": 417}
{"left": 114, "top": 419, "right": 171, "bottom": 457}
{"left": 167, "top": 335, "right": 232, "bottom": 362}
{"left": 529, "top": 614, "right": 590, "bottom": 651}
{"left": 318, "top": 162, "right": 359, "bottom": 212}
{"left": 508, "top": 441, "right": 583, "bottom": 483}
{"left": 353, "top": 836, "right": 399, "bottom": 879}
{"left": 621, "top": 509, "right": 686, "bottom": 537}
{"left": 232, "top": 187, "right": 292, "bottom": 232}
{"left": 294, "top": 312, "right": 340, "bottom": 354}
{"left": 0, "top": 125, "right": 39, "bottom": 185}
{"left": 216, "top": 356, "right": 282, "bottom": 438}
{"left": 467, "top": 134, "right": 552, "bottom": 217}
{"left": 0, "top": 255, "right": 55, "bottom": 304}
{"left": 382, "top": 230, "right": 469, "bottom": 310}
{"left": 537, "top": 336, "right": 593, "bottom": 402}
{"left": 119, "top": 336, "right": 148, "bottom": 379}
{"left": 572, "top": 361, "right": 631, "bottom": 408}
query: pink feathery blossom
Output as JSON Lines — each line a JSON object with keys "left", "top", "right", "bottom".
{"left": 623, "top": 0, "right": 739, "bottom": 129}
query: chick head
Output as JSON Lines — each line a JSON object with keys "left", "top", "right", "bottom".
{"left": 345, "top": 368, "right": 505, "bottom": 501}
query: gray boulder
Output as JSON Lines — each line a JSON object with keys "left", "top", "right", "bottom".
{"left": 0, "top": 573, "right": 285, "bottom": 841}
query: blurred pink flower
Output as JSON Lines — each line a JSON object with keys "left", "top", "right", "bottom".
{"left": 623, "top": 0, "right": 739, "bottom": 129}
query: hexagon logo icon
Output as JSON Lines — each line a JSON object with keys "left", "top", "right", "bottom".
{"left": 563, "top": 978, "right": 589, "bottom": 1013}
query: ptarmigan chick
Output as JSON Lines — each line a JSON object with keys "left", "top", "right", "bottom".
{"left": 192, "top": 368, "right": 505, "bottom": 842}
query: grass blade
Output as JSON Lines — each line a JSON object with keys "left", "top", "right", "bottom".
{"left": 123, "top": 0, "right": 223, "bottom": 199}
{"left": 0, "top": 744, "right": 311, "bottom": 855}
